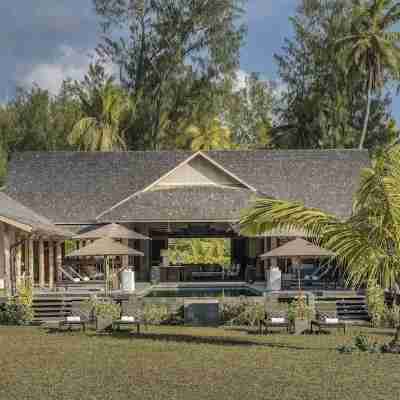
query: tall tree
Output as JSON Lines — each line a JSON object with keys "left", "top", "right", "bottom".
{"left": 336, "top": 0, "right": 400, "bottom": 149}
{"left": 93, "top": 0, "right": 246, "bottom": 149}
{"left": 274, "top": 0, "right": 394, "bottom": 150}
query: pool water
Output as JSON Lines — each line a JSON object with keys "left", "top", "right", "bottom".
{"left": 145, "top": 286, "right": 262, "bottom": 298}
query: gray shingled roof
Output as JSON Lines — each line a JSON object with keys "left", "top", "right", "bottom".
{"left": 5, "top": 150, "right": 370, "bottom": 223}
{"left": 99, "top": 186, "right": 253, "bottom": 222}
{"left": 0, "top": 192, "right": 72, "bottom": 237}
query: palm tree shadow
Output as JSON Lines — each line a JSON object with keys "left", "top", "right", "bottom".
{"left": 110, "top": 331, "right": 323, "bottom": 351}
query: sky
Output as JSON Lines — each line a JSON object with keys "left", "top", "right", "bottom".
{"left": 1, "top": 0, "right": 399, "bottom": 121}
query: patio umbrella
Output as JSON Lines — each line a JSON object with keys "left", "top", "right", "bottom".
{"left": 73, "top": 223, "right": 150, "bottom": 240}
{"left": 260, "top": 238, "right": 334, "bottom": 290}
{"left": 66, "top": 237, "right": 144, "bottom": 295}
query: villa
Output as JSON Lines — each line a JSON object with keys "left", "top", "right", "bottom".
{"left": 0, "top": 149, "right": 370, "bottom": 294}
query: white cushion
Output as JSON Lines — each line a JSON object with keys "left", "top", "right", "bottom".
{"left": 67, "top": 316, "right": 81, "bottom": 322}
{"left": 121, "top": 316, "right": 135, "bottom": 322}
{"left": 325, "top": 318, "right": 339, "bottom": 324}
{"left": 271, "top": 317, "right": 285, "bottom": 323}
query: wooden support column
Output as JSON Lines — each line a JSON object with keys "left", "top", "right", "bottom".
{"left": 3, "top": 226, "right": 11, "bottom": 291}
{"left": 270, "top": 237, "right": 278, "bottom": 268}
{"left": 28, "top": 240, "right": 34, "bottom": 284}
{"left": 122, "top": 239, "right": 129, "bottom": 269}
{"left": 48, "top": 241, "right": 55, "bottom": 290}
{"left": 38, "top": 239, "right": 45, "bottom": 287}
{"left": 56, "top": 242, "right": 62, "bottom": 283}
{"left": 0, "top": 223, "right": 5, "bottom": 282}
{"left": 15, "top": 237, "right": 22, "bottom": 287}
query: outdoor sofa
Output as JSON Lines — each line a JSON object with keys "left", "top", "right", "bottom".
{"left": 260, "top": 313, "right": 292, "bottom": 334}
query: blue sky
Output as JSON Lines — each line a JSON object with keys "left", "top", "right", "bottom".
{"left": 1, "top": 0, "right": 399, "bottom": 121}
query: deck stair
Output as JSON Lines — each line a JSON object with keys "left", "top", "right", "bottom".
{"left": 32, "top": 294, "right": 91, "bottom": 323}
{"left": 336, "top": 297, "right": 370, "bottom": 322}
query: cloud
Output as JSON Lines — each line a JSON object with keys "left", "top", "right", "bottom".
{"left": 20, "top": 46, "right": 92, "bottom": 94}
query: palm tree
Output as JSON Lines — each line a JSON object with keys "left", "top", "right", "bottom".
{"left": 176, "top": 116, "right": 233, "bottom": 151}
{"left": 240, "top": 146, "right": 400, "bottom": 343}
{"left": 336, "top": 0, "right": 400, "bottom": 149}
{"left": 69, "top": 80, "right": 134, "bottom": 151}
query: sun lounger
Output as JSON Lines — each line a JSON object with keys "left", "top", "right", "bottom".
{"left": 311, "top": 312, "right": 346, "bottom": 334}
{"left": 59, "top": 316, "right": 86, "bottom": 331}
{"left": 260, "top": 313, "right": 291, "bottom": 334}
{"left": 112, "top": 316, "right": 142, "bottom": 334}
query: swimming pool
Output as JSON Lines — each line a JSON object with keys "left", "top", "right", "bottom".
{"left": 145, "top": 286, "right": 262, "bottom": 298}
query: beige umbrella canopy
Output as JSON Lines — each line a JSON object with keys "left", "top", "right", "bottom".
{"left": 260, "top": 238, "right": 334, "bottom": 290}
{"left": 67, "top": 237, "right": 144, "bottom": 257}
{"left": 260, "top": 238, "right": 334, "bottom": 259}
{"left": 73, "top": 223, "right": 150, "bottom": 241}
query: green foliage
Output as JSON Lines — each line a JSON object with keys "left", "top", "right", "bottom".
{"left": 274, "top": 0, "right": 394, "bottom": 150}
{"left": 142, "top": 304, "right": 170, "bottom": 325}
{"left": 366, "top": 281, "right": 386, "bottom": 327}
{"left": 336, "top": 0, "right": 400, "bottom": 148}
{"left": 93, "top": 0, "right": 246, "bottom": 149}
{"left": 168, "top": 239, "right": 231, "bottom": 267}
{"left": 220, "top": 298, "right": 266, "bottom": 327}
{"left": 337, "top": 334, "right": 380, "bottom": 354}
{"left": 67, "top": 65, "right": 135, "bottom": 151}
{"left": 383, "top": 304, "right": 400, "bottom": 329}
{"left": 0, "top": 278, "right": 35, "bottom": 325}
{"left": 80, "top": 296, "right": 121, "bottom": 320}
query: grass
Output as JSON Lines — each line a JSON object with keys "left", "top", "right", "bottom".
{"left": 1, "top": 325, "right": 400, "bottom": 400}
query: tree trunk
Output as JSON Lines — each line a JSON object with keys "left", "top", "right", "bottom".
{"left": 359, "top": 70, "right": 373, "bottom": 150}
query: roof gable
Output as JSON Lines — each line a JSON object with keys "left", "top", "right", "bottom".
{"left": 144, "top": 151, "right": 256, "bottom": 192}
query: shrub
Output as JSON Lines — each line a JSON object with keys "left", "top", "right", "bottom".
{"left": 220, "top": 298, "right": 266, "bottom": 327}
{"left": 142, "top": 304, "right": 170, "bottom": 325}
{"left": 0, "top": 279, "right": 34, "bottom": 325}
{"left": 383, "top": 304, "right": 400, "bottom": 329}
{"left": 366, "top": 282, "right": 386, "bottom": 327}
{"left": 337, "top": 334, "right": 380, "bottom": 354}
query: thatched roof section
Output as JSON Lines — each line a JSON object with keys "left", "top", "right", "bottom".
{"left": 73, "top": 223, "right": 150, "bottom": 240}
{"left": 0, "top": 192, "right": 72, "bottom": 237}
{"left": 66, "top": 237, "right": 144, "bottom": 257}
{"left": 5, "top": 150, "right": 370, "bottom": 224}
{"left": 260, "top": 238, "right": 334, "bottom": 259}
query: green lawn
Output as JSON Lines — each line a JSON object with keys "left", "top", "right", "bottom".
{"left": 1, "top": 325, "right": 400, "bottom": 400}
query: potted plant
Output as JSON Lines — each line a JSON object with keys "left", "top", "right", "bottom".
{"left": 288, "top": 293, "right": 314, "bottom": 335}
{"left": 94, "top": 300, "right": 121, "bottom": 332}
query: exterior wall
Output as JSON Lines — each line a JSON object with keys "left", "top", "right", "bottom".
{"left": 156, "top": 157, "right": 242, "bottom": 188}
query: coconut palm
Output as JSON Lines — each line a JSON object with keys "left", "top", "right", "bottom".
{"left": 69, "top": 80, "right": 134, "bottom": 151}
{"left": 336, "top": 0, "right": 400, "bottom": 149}
{"left": 240, "top": 146, "right": 400, "bottom": 342}
{"left": 175, "top": 116, "right": 233, "bottom": 151}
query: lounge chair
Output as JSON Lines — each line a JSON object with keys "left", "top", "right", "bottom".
{"left": 311, "top": 312, "right": 346, "bottom": 334}
{"left": 260, "top": 313, "right": 291, "bottom": 334}
{"left": 59, "top": 315, "right": 86, "bottom": 332}
{"left": 112, "top": 316, "right": 142, "bottom": 334}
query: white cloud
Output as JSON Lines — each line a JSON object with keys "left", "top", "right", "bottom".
{"left": 20, "top": 45, "right": 91, "bottom": 94}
